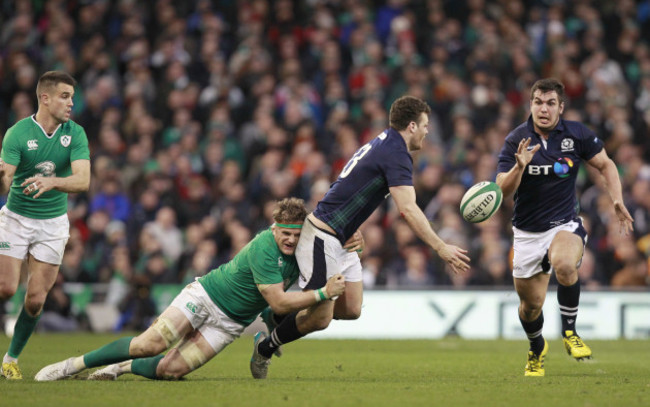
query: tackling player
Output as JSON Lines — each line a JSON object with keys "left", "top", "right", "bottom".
{"left": 496, "top": 78, "right": 634, "bottom": 376}
{"left": 0, "top": 71, "right": 90, "bottom": 380}
{"left": 34, "top": 198, "right": 349, "bottom": 381}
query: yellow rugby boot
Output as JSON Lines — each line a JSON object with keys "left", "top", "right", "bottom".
{"left": 563, "top": 330, "right": 592, "bottom": 360}
{"left": 1, "top": 361, "right": 23, "bottom": 380}
{"left": 524, "top": 340, "right": 548, "bottom": 377}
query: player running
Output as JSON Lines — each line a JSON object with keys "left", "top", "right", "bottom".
{"left": 496, "top": 78, "right": 633, "bottom": 376}
{"left": 1, "top": 71, "right": 90, "bottom": 380}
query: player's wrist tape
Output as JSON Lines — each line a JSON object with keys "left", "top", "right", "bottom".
{"left": 314, "top": 287, "right": 329, "bottom": 302}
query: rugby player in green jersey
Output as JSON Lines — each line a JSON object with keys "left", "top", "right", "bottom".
{"left": 35, "top": 197, "right": 351, "bottom": 381}
{"left": 0, "top": 71, "right": 91, "bottom": 380}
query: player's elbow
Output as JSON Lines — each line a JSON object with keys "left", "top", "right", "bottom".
{"left": 78, "top": 177, "right": 91, "bottom": 192}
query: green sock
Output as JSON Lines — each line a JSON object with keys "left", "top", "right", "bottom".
{"left": 83, "top": 337, "right": 134, "bottom": 368}
{"left": 8, "top": 308, "right": 41, "bottom": 358}
{"left": 131, "top": 355, "right": 164, "bottom": 379}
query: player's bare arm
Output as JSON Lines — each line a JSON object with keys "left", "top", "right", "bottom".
{"left": 496, "top": 137, "right": 540, "bottom": 198}
{"left": 0, "top": 160, "right": 16, "bottom": 195}
{"left": 586, "top": 150, "right": 634, "bottom": 235}
{"left": 22, "top": 159, "right": 90, "bottom": 199}
{"left": 257, "top": 274, "right": 345, "bottom": 315}
{"left": 389, "top": 185, "right": 470, "bottom": 274}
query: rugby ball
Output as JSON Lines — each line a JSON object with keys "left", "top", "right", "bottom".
{"left": 460, "top": 181, "right": 503, "bottom": 223}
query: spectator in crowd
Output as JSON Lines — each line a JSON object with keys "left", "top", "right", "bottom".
{"left": 0, "top": 0, "right": 646, "bottom": 334}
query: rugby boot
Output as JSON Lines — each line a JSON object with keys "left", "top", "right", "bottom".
{"left": 524, "top": 340, "right": 548, "bottom": 377}
{"left": 250, "top": 331, "right": 271, "bottom": 379}
{"left": 563, "top": 330, "right": 592, "bottom": 360}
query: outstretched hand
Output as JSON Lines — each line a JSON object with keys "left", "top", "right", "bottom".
{"left": 515, "top": 137, "right": 540, "bottom": 169}
{"left": 613, "top": 200, "right": 634, "bottom": 236}
{"left": 437, "top": 244, "right": 471, "bottom": 275}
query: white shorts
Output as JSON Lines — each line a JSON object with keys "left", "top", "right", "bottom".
{"left": 0, "top": 206, "right": 69, "bottom": 265}
{"left": 512, "top": 218, "right": 587, "bottom": 279}
{"left": 295, "top": 218, "right": 362, "bottom": 290}
{"left": 170, "top": 281, "right": 246, "bottom": 353}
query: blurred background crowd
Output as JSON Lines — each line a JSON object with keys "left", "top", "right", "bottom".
{"left": 1, "top": 0, "right": 649, "bottom": 329}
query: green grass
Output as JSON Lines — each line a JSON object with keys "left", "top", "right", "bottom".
{"left": 1, "top": 334, "right": 649, "bottom": 407}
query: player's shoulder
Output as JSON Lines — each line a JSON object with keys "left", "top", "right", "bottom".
{"left": 6, "top": 116, "right": 35, "bottom": 132}
{"left": 62, "top": 119, "right": 87, "bottom": 135}
{"left": 505, "top": 122, "right": 530, "bottom": 142}
{"left": 560, "top": 119, "right": 595, "bottom": 140}
{"left": 372, "top": 128, "right": 407, "bottom": 154}
{"left": 249, "top": 228, "right": 278, "bottom": 254}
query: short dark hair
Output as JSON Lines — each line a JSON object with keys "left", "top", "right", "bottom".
{"left": 389, "top": 96, "right": 431, "bottom": 131}
{"left": 530, "top": 78, "right": 566, "bottom": 104}
{"left": 273, "top": 197, "right": 307, "bottom": 225}
{"left": 36, "top": 71, "right": 76, "bottom": 100}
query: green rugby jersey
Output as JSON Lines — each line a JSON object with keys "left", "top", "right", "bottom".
{"left": 198, "top": 228, "right": 299, "bottom": 326}
{"left": 1, "top": 115, "right": 90, "bottom": 219}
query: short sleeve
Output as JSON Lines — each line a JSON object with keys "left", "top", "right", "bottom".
{"left": 1, "top": 127, "right": 22, "bottom": 166}
{"left": 70, "top": 125, "right": 90, "bottom": 161}
{"left": 383, "top": 149, "right": 413, "bottom": 187}
{"left": 577, "top": 125, "right": 603, "bottom": 161}
{"left": 496, "top": 134, "right": 518, "bottom": 175}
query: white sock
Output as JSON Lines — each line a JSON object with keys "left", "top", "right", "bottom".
{"left": 72, "top": 356, "right": 86, "bottom": 372}
{"left": 3, "top": 353, "right": 17, "bottom": 364}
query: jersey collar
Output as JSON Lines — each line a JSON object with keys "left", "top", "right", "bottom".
{"left": 31, "top": 114, "right": 61, "bottom": 139}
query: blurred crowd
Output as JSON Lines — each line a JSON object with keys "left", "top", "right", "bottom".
{"left": 1, "top": 0, "right": 649, "bottom": 317}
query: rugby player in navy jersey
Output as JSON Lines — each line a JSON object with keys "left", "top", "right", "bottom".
{"left": 250, "top": 95, "right": 471, "bottom": 379}
{"left": 496, "top": 78, "right": 634, "bottom": 377}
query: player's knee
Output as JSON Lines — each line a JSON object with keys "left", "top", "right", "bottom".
{"left": 334, "top": 305, "right": 361, "bottom": 320}
{"left": 0, "top": 283, "right": 17, "bottom": 300}
{"left": 158, "top": 350, "right": 191, "bottom": 380}
{"left": 24, "top": 293, "right": 46, "bottom": 316}
{"left": 553, "top": 260, "right": 577, "bottom": 283}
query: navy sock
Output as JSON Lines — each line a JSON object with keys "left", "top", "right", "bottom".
{"left": 558, "top": 280, "right": 580, "bottom": 335}
{"left": 258, "top": 312, "right": 303, "bottom": 358}
{"left": 520, "top": 312, "right": 545, "bottom": 355}
{"left": 272, "top": 312, "right": 287, "bottom": 325}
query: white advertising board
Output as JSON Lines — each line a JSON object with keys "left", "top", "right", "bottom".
{"left": 308, "top": 290, "right": 650, "bottom": 340}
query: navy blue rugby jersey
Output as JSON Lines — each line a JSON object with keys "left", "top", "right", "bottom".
{"left": 313, "top": 128, "right": 413, "bottom": 244}
{"left": 496, "top": 117, "right": 603, "bottom": 232}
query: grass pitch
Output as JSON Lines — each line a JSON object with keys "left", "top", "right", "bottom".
{"left": 1, "top": 333, "right": 648, "bottom": 407}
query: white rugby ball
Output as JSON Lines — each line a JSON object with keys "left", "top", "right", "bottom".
{"left": 460, "top": 181, "right": 503, "bottom": 223}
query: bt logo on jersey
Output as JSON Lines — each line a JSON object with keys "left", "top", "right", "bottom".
{"left": 527, "top": 157, "right": 573, "bottom": 178}
{"left": 527, "top": 165, "right": 553, "bottom": 175}
{"left": 553, "top": 157, "right": 574, "bottom": 178}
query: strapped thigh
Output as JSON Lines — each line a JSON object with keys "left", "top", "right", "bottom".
{"left": 152, "top": 316, "right": 181, "bottom": 347}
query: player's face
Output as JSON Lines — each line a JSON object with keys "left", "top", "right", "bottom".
{"left": 530, "top": 90, "right": 564, "bottom": 136}
{"left": 408, "top": 112, "right": 429, "bottom": 151}
{"left": 272, "top": 225, "right": 302, "bottom": 256}
{"left": 45, "top": 83, "right": 74, "bottom": 124}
